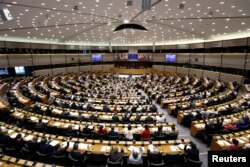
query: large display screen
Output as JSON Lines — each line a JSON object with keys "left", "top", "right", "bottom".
{"left": 118, "top": 54, "right": 150, "bottom": 61}
{"left": 15, "top": 66, "right": 25, "bottom": 74}
{"left": 0, "top": 68, "right": 8, "bottom": 75}
{"left": 165, "top": 54, "right": 176, "bottom": 63}
{"left": 128, "top": 54, "right": 138, "bottom": 60}
{"left": 92, "top": 54, "right": 102, "bottom": 62}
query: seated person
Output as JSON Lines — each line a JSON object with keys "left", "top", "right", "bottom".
{"left": 35, "top": 118, "right": 45, "bottom": 129}
{"left": 21, "top": 137, "right": 39, "bottom": 153}
{"left": 52, "top": 141, "right": 69, "bottom": 157}
{"left": 103, "top": 104, "right": 110, "bottom": 112}
{"left": 156, "top": 114, "right": 166, "bottom": 123}
{"left": 77, "top": 113, "right": 85, "bottom": 122}
{"left": 97, "top": 125, "right": 107, "bottom": 135}
{"left": 133, "top": 114, "right": 141, "bottom": 123}
{"left": 121, "top": 112, "right": 130, "bottom": 123}
{"left": 228, "top": 138, "right": 240, "bottom": 151}
{"left": 69, "top": 143, "right": 87, "bottom": 162}
{"left": 112, "top": 113, "right": 120, "bottom": 123}
{"left": 184, "top": 142, "right": 200, "bottom": 161}
{"left": 89, "top": 113, "right": 99, "bottom": 122}
{"left": 128, "top": 147, "right": 143, "bottom": 165}
{"left": 108, "top": 127, "right": 119, "bottom": 137}
{"left": 214, "top": 117, "right": 224, "bottom": 133}
{"left": 82, "top": 125, "right": 92, "bottom": 135}
{"left": 145, "top": 114, "right": 154, "bottom": 123}
{"left": 243, "top": 143, "right": 250, "bottom": 152}
{"left": 109, "top": 146, "right": 124, "bottom": 163}
{"left": 141, "top": 125, "right": 150, "bottom": 140}
{"left": 38, "top": 138, "right": 54, "bottom": 155}
{"left": 147, "top": 146, "right": 163, "bottom": 164}
{"left": 64, "top": 125, "right": 76, "bottom": 136}
{"left": 153, "top": 126, "right": 164, "bottom": 137}
{"left": 112, "top": 106, "right": 119, "bottom": 113}
{"left": 124, "top": 125, "right": 134, "bottom": 140}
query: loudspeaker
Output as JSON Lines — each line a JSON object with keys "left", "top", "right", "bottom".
{"left": 153, "top": 41, "right": 155, "bottom": 52}
{"left": 141, "top": 0, "right": 151, "bottom": 11}
{"left": 109, "top": 40, "right": 112, "bottom": 52}
{"left": 0, "top": 8, "right": 13, "bottom": 21}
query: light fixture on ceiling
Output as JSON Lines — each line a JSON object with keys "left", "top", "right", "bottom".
{"left": 141, "top": 0, "right": 151, "bottom": 11}
{"left": 73, "top": 6, "right": 79, "bottom": 11}
{"left": 114, "top": 23, "right": 148, "bottom": 32}
{"left": 0, "top": 8, "right": 13, "bottom": 21}
{"left": 178, "top": 3, "right": 185, "bottom": 9}
{"left": 127, "top": 0, "right": 133, "bottom": 6}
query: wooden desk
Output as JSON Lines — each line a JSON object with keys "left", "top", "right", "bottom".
{"left": 0, "top": 83, "right": 10, "bottom": 111}
{"left": 110, "top": 68, "right": 154, "bottom": 75}
{"left": 0, "top": 121, "right": 189, "bottom": 156}
{"left": 210, "top": 130, "right": 250, "bottom": 151}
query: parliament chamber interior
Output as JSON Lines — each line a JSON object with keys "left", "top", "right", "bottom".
{"left": 0, "top": 0, "right": 250, "bottom": 167}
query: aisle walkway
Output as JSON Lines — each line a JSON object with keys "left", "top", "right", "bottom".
{"left": 154, "top": 101, "right": 208, "bottom": 167}
{"left": 139, "top": 89, "right": 208, "bottom": 167}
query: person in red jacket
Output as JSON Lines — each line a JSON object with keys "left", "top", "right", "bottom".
{"left": 141, "top": 125, "right": 150, "bottom": 140}
{"left": 228, "top": 138, "right": 240, "bottom": 151}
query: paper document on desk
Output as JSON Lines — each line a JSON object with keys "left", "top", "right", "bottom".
{"left": 24, "top": 135, "right": 34, "bottom": 141}
{"left": 54, "top": 122, "right": 61, "bottom": 127}
{"left": 170, "top": 145, "right": 178, "bottom": 151}
{"left": 100, "top": 146, "right": 110, "bottom": 152}
{"left": 78, "top": 143, "right": 89, "bottom": 150}
{"left": 50, "top": 140, "right": 59, "bottom": 146}
{"left": 178, "top": 144, "right": 190, "bottom": 150}
{"left": 147, "top": 144, "right": 155, "bottom": 152}
{"left": 163, "top": 127, "right": 172, "bottom": 131}
{"left": 217, "top": 140, "right": 231, "bottom": 146}
{"left": 128, "top": 146, "right": 144, "bottom": 152}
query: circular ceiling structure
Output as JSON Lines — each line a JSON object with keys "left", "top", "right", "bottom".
{"left": 0, "top": 0, "right": 250, "bottom": 46}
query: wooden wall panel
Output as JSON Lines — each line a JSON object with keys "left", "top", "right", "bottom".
{"left": 203, "top": 70, "right": 220, "bottom": 80}
{"left": 33, "top": 69, "right": 52, "bottom": 76}
{"left": 222, "top": 53, "right": 245, "bottom": 69}
{"left": 189, "top": 68, "right": 203, "bottom": 77}
{"left": 0, "top": 54, "right": 8, "bottom": 67}
{"left": 52, "top": 68, "right": 67, "bottom": 75}
{"left": 165, "top": 66, "right": 176, "bottom": 72}
{"left": 177, "top": 53, "right": 189, "bottom": 63}
{"left": 190, "top": 53, "right": 204, "bottom": 65}
{"left": 8, "top": 54, "right": 32, "bottom": 67}
{"left": 153, "top": 53, "right": 164, "bottom": 62}
{"left": 204, "top": 53, "right": 221, "bottom": 67}
{"left": 103, "top": 64, "right": 114, "bottom": 71}
{"left": 32, "top": 54, "right": 51, "bottom": 65}
{"left": 103, "top": 54, "right": 114, "bottom": 61}
{"left": 153, "top": 65, "right": 164, "bottom": 71}
{"left": 79, "top": 54, "right": 91, "bottom": 62}
{"left": 92, "top": 65, "right": 103, "bottom": 71}
{"left": 80, "top": 65, "right": 91, "bottom": 72}
{"left": 220, "top": 73, "right": 243, "bottom": 84}
{"left": 67, "top": 66, "right": 79, "bottom": 73}
{"left": 51, "top": 54, "right": 66, "bottom": 65}
{"left": 177, "top": 67, "right": 189, "bottom": 74}
{"left": 66, "top": 54, "right": 79, "bottom": 64}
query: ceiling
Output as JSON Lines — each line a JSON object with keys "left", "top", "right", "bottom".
{"left": 0, "top": 0, "right": 250, "bottom": 46}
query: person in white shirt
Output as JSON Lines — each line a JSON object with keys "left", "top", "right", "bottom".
{"left": 128, "top": 147, "right": 143, "bottom": 165}
{"left": 124, "top": 125, "right": 134, "bottom": 140}
{"left": 156, "top": 114, "right": 166, "bottom": 123}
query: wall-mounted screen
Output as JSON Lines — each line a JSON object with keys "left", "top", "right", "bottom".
{"left": 92, "top": 54, "right": 102, "bottom": 62}
{"left": 118, "top": 54, "right": 150, "bottom": 61}
{"left": 165, "top": 54, "right": 176, "bottom": 63}
{"left": 15, "top": 66, "right": 25, "bottom": 75}
{"left": 0, "top": 68, "right": 8, "bottom": 75}
{"left": 128, "top": 54, "right": 138, "bottom": 60}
